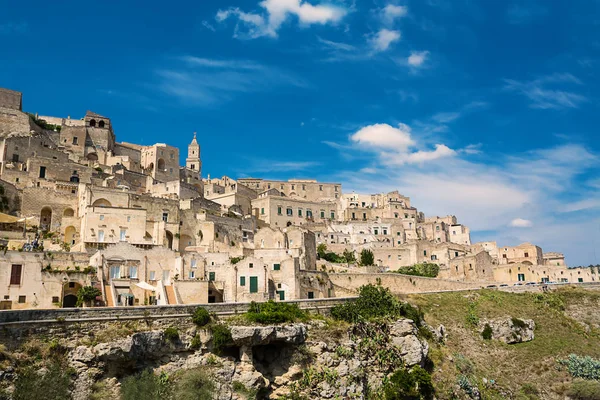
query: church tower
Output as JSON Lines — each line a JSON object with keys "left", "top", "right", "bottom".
{"left": 186, "top": 132, "right": 202, "bottom": 176}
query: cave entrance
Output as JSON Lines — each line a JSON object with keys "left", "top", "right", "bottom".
{"left": 252, "top": 342, "right": 298, "bottom": 379}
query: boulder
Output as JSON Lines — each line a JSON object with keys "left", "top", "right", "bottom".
{"left": 94, "top": 330, "right": 169, "bottom": 362}
{"left": 230, "top": 324, "right": 307, "bottom": 346}
{"left": 390, "top": 319, "right": 429, "bottom": 366}
{"left": 481, "top": 317, "right": 535, "bottom": 344}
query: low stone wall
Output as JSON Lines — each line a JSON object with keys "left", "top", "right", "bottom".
{"left": 0, "top": 296, "right": 357, "bottom": 326}
{"left": 329, "top": 273, "right": 481, "bottom": 295}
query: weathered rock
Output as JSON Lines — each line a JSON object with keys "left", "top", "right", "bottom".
{"left": 230, "top": 324, "right": 307, "bottom": 346}
{"left": 481, "top": 317, "right": 535, "bottom": 344}
{"left": 93, "top": 330, "right": 170, "bottom": 362}
{"left": 69, "top": 345, "right": 94, "bottom": 364}
{"left": 390, "top": 319, "right": 429, "bottom": 366}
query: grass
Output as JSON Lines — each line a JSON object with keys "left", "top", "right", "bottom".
{"left": 410, "top": 287, "right": 600, "bottom": 399}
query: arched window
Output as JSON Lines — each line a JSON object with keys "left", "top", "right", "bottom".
{"left": 98, "top": 120, "right": 105, "bottom": 128}
{"left": 89, "top": 119, "right": 96, "bottom": 127}
{"left": 157, "top": 158, "right": 166, "bottom": 171}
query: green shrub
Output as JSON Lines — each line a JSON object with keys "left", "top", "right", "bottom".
{"left": 567, "top": 379, "right": 600, "bottom": 400}
{"left": 171, "top": 369, "right": 214, "bottom": 400}
{"left": 331, "top": 284, "right": 423, "bottom": 324}
{"left": 192, "top": 307, "right": 211, "bottom": 327}
{"left": 13, "top": 362, "right": 72, "bottom": 400}
{"left": 359, "top": 249, "right": 374, "bottom": 266}
{"left": 558, "top": 354, "right": 600, "bottom": 380}
{"left": 121, "top": 369, "right": 169, "bottom": 400}
{"left": 383, "top": 366, "right": 434, "bottom": 400}
{"left": 393, "top": 263, "right": 440, "bottom": 278}
{"left": 481, "top": 324, "right": 493, "bottom": 340}
{"left": 246, "top": 300, "right": 308, "bottom": 324}
{"left": 190, "top": 334, "right": 202, "bottom": 350}
{"left": 164, "top": 327, "right": 179, "bottom": 342}
{"left": 76, "top": 286, "right": 102, "bottom": 307}
{"left": 210, "top": 324, "right": 232, "bottom": 354}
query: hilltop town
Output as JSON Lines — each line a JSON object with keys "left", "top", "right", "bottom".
{"left": 0, "top": 86, "right": 595, "bottom": 310}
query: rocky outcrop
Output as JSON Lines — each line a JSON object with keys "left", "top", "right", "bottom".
{"left": 230, "top": 324, "right": 307, "bottom": 346}
{"left": 390, "top": 319, "right": 430, "bottom": 366}
{"left": 481, "top": 317, "right": 535, "bottom": 344}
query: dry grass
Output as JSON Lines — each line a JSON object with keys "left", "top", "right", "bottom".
{"left": 410, "top": 288, "right": 600, "bottom": 399}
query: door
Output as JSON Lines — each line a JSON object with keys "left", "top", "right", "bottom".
{"left": 249, "top": 276, "right": 258, "bottom": 293}
{"left": 278, "top": 290, "right": 285, "bottom": 301}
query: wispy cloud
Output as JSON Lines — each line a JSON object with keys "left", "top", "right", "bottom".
{"left": 506, "top": 3, "right": 548, "bottom": 24}
{"left": 317, "top": 36, "right": 356, "bottom": 52}
{"left": 509, "top": 218, "right": 533, "bottom": 228}
{"left": 368, "top": 29, "right": 401, "bottom": 52}
{"left": 380, "top": 4, "right": 408, "bottom": 26}
{"left": 154, "top": 55, "right": 307, "bottom": 105}
{"left": 201, "top": 20, "right": 216, "bottom": 31}
{"left": 504, "top": 73, "right": 587, "bottom": 110}
{"left": 216, "top": 0, "right": 348, "bottom": 39}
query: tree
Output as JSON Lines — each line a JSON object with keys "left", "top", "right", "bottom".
{"left": 76, "top": 286, "right": 102, "bottom": 307}
{"left": 343, "top": 249, "right": 356, "bottom": 263}
{"left": 317, "top": 243, "right": 327, "bottom": 259}
{"left": 360, "top": 249, "right": 374, "bottom": 266}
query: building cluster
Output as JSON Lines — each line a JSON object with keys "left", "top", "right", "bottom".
{"left": 0, "top": 87, "right": 595, "bottom": 310}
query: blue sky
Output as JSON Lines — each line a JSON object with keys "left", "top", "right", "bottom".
{"left": 1, "top": 0, "right": 599, "bottom": 266}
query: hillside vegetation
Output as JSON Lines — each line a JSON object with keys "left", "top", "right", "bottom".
{"left": 410, "top": 287, "right": 600, "bottom": 399}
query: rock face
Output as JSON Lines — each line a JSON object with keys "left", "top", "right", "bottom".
{"left": 62, "top": 319, "right": 430, "bottom": 400}
{"left": 481, "top": 317, "right": 535, "bottom": 344}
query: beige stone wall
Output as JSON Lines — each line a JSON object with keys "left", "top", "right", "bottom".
{"left": 0, "top": 89, "right": 22, "bottom": 111}
{"left": 498, "top": 243, "right": 543, "bottom": 265}
{"left": 252, "top": 194, "right": 338, "bottom": 228}
{"left": 239, "top": 178, "right": 341, "bottom": 201}
{"left": 493, "top": 263, "right": 597, "bottom": 284}
{"left": 173, "top": 280, "right": 208, "bottom": 304}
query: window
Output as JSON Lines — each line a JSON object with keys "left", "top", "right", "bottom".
{"left": 99, "top": 215, "right": 104, "bottom": 221}
{"left": 286, "top": 208, "right": 293, "bottom": 216}
{"left": 291, "top": 184, "right": 295, "bottom": 190}
{"left": 72, "top": 137, "right": 78, "bottom": 145}
{"left": 12, "top": 153, "right": 19, "bottom": 162}
{"left": 436, "top": 226, "right": 440, "bottom": 231}
{"left": 162, "top": 212, "right": 168, "bottom": 222}
{"left": 189, "top": 271, "right": 195, "bottom": 279}
{"left": 18, "top": 296, "right": 26, "bottom": 304}
{"left": 320, "top": 211, "right": 325, "bottom": 218}
{"left": 274, "top": 263, "right": 281, "bottom": 271}
{"left": 110, "top": 266, "right": 121, "bottom": 279}
{"left": 518, "top": 273, "right": 525, "bottom": 282}
{"left": 240, "top": 276, "right": 246, "bottom": 286}
{"left": 330, "top": 211, "right": 335, "bottom": 219}
{"left": 431, "top": 255, "right": 437, "bottom": 260}
{"left": 455, "top": 251, "right": 459, "bottom": 257}
{"left": 191, "top": 259, "right": 197, "bottom": 268}
{"left": 130, "top": 266, "right": 138, "bottom": 279}
{"left": 335, "top": 186, "right": 338, "bottom": 192}
{"left": 307, "top": 209, "right": 312, "bottom": 218}
{"left": 39, "top": 166, "right": 46, "bottom": 178}
{"left": 578, "top": 278, "right": 584, "bottom": 283}
{"left": 352, "top": 212, "right": 356, "bottom": 219}
{"left": 209, "top": 272, "right": 215, "bottom": 281}
{"left": 319, "top": 185, "right": 323, "bottom": 191}
{"left": 302, "top": 184, "right": 306, "bottom": 190}
{"left": 277, "top": 206, "right": 282, "bottom": 215}
{"left": 10, "top": 265, "right": 22, "bottom": 285}
{"left": 502, "top": 254, "right": 507, "bottom": 258}
{"left": 149, "top": 271, "right": 156, "bottom": 280}
{"left": 249, "top": 276, "right": 258, "bottom": 293}
{"left": 98, "top": 230, "right": 105, "bottom": 242}
{"left": 404, "top": 214, "right": 408, "bottom": 218}
{"left": 298, "top": 209, "right": 302, "bottom": 217}
{"left": 52, "top": 296, "right": 59, "bottom": 303}
{"left": 383, "top": 229, "right": 387, "bottom": 235}
{"left": 423, "top": 250, "right": 427, "bottom": 256}
{"left": 363, "top": 213, "right": 367, "bottom": 220}
{"left": 308, "top": 291, "right": 314, "bottom": 299}
{"left": 120, "top": 229, "right": 127, "bottom": 241}
{"left": 69, "top": 282, "right": 76, "bottom": 288}
{"left": 452, "top": 231, "right": 456, "bottom": 235}
{"left": 261, "top": 208, "right": 265, "bottom": 215}
{"left": 127, "top": 216, "right": 131, "bottom": 222}
{"left": 524, "top": 252, "right": 529, "bottom": 257}
{"left": 397, "top": 255, "right": 401, "bottom": 260}
{"left": 374, "top": 229, "right": 378, "bottom": 235}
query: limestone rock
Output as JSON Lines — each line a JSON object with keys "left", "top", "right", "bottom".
{"left": 390, "top": 319, "right": 429, "bottom": 366}
{"left": 230, "top": 324, "right": 307, "bottom": 346}
{"left": 481, "top": 317, "right": 535, "bottom": 344}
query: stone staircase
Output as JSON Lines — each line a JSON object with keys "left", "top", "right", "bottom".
{"left": 164, "top": 285, "right": 177, "bottom": 305}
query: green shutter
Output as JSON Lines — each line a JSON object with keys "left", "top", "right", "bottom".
{"left": 274, "top": 263, "right": 280, "bottom": 271}
{"left": 261, "top": 208, "right": 264, "bottom": 215}
{"left": 240, "top": 276, "right": 245, "bottom": 286}
{"left": 249, "top": 276, "right": 258, "bottom": 293}
{"left": 278, "top": 290, "right": 285, "bottom": 301}
{"left": 209, "top": 272, "right": 215, "bottom": 281}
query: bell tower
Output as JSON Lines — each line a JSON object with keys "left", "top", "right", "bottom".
{"left": 186, "top": 132, "right": 201, "bottom": 176}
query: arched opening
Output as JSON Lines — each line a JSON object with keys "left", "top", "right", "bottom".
{"left": 157, "top": 158, "right": 166, "bottom": 171}
{"left": 89, "top": 119, "right": 96, "bottom": 127}
{"left": 86, "top": 152, "right": 98, "bottom": 162}
{"left": 64, "top": 226, "right": 76, "bottom": 246}
{"left": 63, "top": 208, "right": 75, "bottom": 217}
{"left": 165, "top": 230, "right": 174, "bottom": 250}
{"left": 40, "top": 207, "right": 52, "bottom": 231}
{"left": 179, "top": 234, "right": 194, "bottom": 252}
{"left": 92, "top": 198, "right": 112, "bottom": 207}
{"left": 148, "top": 162, "right": 154, "bottom": 171}
{"left": 522, "top": 261, "right": 533, "bottom": 266}
{"left": 98, "top": 120, "right": 105, "bottom": 128}
{"left": 63, "top": 294, "right": 77, "bottom": 308}
{"left": 70, "top": 175, "right": 80, "bottom": 183}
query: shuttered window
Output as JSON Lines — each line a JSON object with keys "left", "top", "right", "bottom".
{"left": 10, "top": 265, "right": 22, "bottom": 285}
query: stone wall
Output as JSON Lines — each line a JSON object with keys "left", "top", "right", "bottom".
{"left": 0, "top": 88, "right": 22, "bottom": 111}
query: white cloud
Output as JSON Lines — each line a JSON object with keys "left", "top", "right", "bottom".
{"left": 217, "top": 0, "right": 347, "bottom": 39}
{"left": 382, "top": 144, "right": 456, "bottom": 165}
{"left": 369, "top": 29, "right": 401, "bottom": 52}
{"left": 202, "top": 20, "right": 216, "bottom": 31}
{"left": 317, "top": 36, "right": 356, "bottom": 51}
{"left": 381, "top": 4, "right": 408, "bottom": 25}
{"left": 509, "top": 218, "right": 533, "bottom": 228}
{"left": 407, "top": 50, "right": 429, "bottom": 67}
{"left": 504, "top": 73, "right": 587, "bottom": 110}
{"left": 351, "top": 123, "right": 414, "bottom": 151}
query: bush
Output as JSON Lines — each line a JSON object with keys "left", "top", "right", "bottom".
{"left": 210, "top": 324, "right": 232, "bottom": 354}
{"left": 383, "top": 366, "right": 434, "bottom": 400}
{"left": 331, "top": 284, "right": 423, "bottom": 324}
{"left": 13, "top": 362, "right": 71, "bottom": 400}
{"left": 121, "top": 369, "right": 169, "bottom": 400}
{"left": 568, "top": 379, "right": 600, "bottom": 400}
{"left": 190, "top": 334, "right": 202, "bottom": 350}
{"left": 393, "top": 263, "right": 440, "bottom": 278}
{"left": 558, "top": 354, "right": 600, "bottom": 380}
{"left": 359, "top": 249, "right": 374, "bottom": 266}
{"left": 481, "top": 324, "right": 493, "bottom": 340}
{"left": 171, "top": 369, "right": 214, "bottom": 400}
{"left": 76, "top": 286, "right": 101, "bottom": 307}
{"left": 192, "top": 307, "right": 211, "bottom": 327}
{"left": 164, "top": 327, "right": 179, "bottom": 342}
{"left": 246, "top": 300, "right": 309, "bottom": 324}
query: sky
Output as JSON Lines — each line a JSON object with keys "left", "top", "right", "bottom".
{"left": 1, "top": 0, "right": 599, "bottom": 266}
